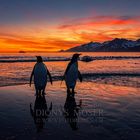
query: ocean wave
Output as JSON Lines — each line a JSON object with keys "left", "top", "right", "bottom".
{"left": 0, "top": 72, "right": 140, "bottom": 87}
{"left": 0, "top": 56, "right": 140, "bottom": 63}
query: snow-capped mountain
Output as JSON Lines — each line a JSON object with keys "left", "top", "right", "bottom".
{"left": 66, "top": 42, "right": 102, "bottom": 52}
{"left": 65, "top": 38, "right": 140, "bottom": 52}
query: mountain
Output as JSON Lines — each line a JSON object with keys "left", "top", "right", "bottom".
{"left": 65, "top": 38, "right": 140, "bottom": 52}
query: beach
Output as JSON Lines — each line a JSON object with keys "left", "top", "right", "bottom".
{"left": 0, "top": 52, "right": 140, "bottom": 140}
{"left": 0, "top": 81, "right": 140, "bottom": 140}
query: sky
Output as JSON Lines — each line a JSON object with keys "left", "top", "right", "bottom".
{"left": 0, "top": 0, "right": 140, "bottom": 52}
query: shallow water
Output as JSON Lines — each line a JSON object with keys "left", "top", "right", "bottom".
{"left": 0, "top": 81, "right": 140, "bottom": 140}
{"left": 0, "top": 52, "right": 140, "bottom": 87}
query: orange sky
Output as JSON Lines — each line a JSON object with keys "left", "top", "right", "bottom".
{"left": 0, "top": 16, "right": 140, "bottom": 53}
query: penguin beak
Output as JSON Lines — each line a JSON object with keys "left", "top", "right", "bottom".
{"left": 77, "top": 54, "right": 81, "bottom": 57}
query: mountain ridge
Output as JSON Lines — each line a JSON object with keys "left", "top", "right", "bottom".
{"left": 65, "top": 38, "right": 140, "bottom": 52}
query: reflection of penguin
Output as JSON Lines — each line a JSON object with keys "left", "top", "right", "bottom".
{"left": 63, "top": 92, "right": 82, "bottom": 130}
{"left": 30, "top": 56, "right": 52, "bottom": 95}
{"left": 63, "top": 53, "right": 82, "bottom": 93}
{"left": 30, "top": 95, "right": 52, "bottom": 132}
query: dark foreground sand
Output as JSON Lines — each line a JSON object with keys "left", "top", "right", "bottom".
{"left": 0, "top": 81, "right": 140, "bottom": 140}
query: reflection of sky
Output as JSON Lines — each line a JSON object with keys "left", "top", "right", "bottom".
{"left": 0, "top": 52, "right": 140, "bottom": 86}
{"left": 0, "top": 80, "right": 139, "bottom": 139}
{"left": 0, "top": 0, "right": 140, "bottom": 52}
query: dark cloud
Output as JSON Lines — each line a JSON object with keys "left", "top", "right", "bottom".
{"left": 0, "top": 0, "right": 140, "bottom": 25}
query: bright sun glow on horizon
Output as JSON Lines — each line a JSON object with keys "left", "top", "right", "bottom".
{"left": 0, "top": 0, "right": 140, "bottom": 53}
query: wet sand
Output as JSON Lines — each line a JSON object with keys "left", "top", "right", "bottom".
{"left": 0, "top": 81, "right": 140, "bottom": 140}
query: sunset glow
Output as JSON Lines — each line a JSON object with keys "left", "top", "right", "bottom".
{"left": 0, "top": 0, "right": 140, "bottom": 52}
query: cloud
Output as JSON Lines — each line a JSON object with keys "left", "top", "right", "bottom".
{"left": 58, "top": 15, "right": 140, "bottom": 30}
{"left": 0, "top": 33, "right": 82, "bottom": 52}
{"left": 57, "top": 15, "right": 140, "bottom": 42}
{"left": 0, "top": 15, "right": 140, "bottom": 52}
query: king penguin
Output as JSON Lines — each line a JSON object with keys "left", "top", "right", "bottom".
{"left": 63, "top": 53, "right": 82, "bottom": 93}
{"left": 30, "top": 56, "right": 52, "bottom": 95}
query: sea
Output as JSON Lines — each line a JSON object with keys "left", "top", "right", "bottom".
{"left": 0, "top": 52, "right": 140, "bottom": 87}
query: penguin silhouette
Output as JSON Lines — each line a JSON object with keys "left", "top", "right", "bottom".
{"left": 30, "top": 56, "right": 52, "bottom": 95}
{"left": 30, "top": 95, "right": 52, "bottom": 132}
{"left": 63, "top": 53, "right": 82, "bottom": 93}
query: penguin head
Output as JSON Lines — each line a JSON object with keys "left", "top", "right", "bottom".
{"left": 71, "top": 53, "right": 81, "bottom": 62}
{"left": 36, "top": 56, "right": 43, "bottom": 63}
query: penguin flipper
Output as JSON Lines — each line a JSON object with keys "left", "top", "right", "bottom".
{"left": 78, "top": 70, "right": 82, "bottom": 82}
{"left": 47, "top": 69, "right": 53, "bottom": 85}
{"left": 30, "top": 65, "right": 36, "bottom": 86}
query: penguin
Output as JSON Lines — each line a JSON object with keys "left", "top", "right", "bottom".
{"left": 63, "top": 53, "right": 82, "bottom": 93}
{"left": 30, "top": 56, "right": 52, "bottom": 95}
